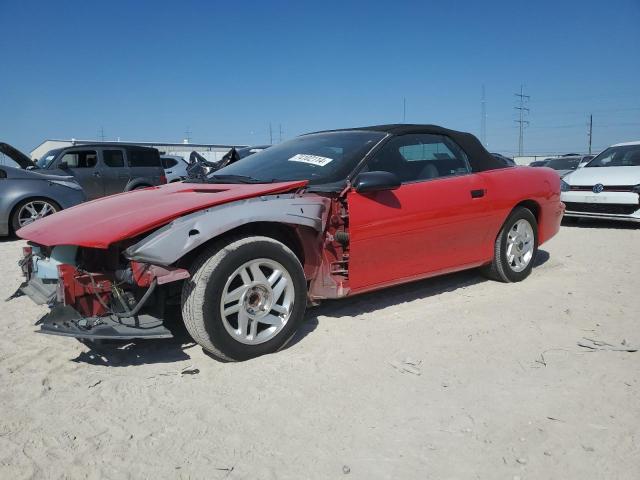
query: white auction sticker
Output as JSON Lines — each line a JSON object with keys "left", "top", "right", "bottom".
{"left": 288, "top": 154, "right": 333, "bottom": 166}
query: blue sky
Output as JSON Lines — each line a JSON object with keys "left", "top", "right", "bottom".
{"left": 1, "top": 0, "right": 638, "bottom": 155}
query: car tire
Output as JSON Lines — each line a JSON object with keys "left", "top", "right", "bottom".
{"left": 481, "top": 207, "right": 538, "bottom": 283}
{"left": 11, "top": 198, "right": 60, "bottom": 233}
{"left": 181, "top": 236, "right": 308, "bottom": 361}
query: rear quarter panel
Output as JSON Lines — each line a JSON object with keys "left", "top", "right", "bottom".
{"left": 479, "top": 166, "right": 563, "bottom": 247}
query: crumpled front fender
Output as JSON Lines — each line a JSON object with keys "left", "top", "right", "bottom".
{"left": 125, "top": 194, "right": 330, "bottom": 266}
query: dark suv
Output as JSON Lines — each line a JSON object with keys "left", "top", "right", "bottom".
{"left": 36, "top": 144, "right": 166, "bottom": 199}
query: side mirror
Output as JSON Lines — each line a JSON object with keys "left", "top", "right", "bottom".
{"left": 58, "top": 161, "right": 69, "bottom": 169}
{"left": 353, "top": 171, "right": 401, "bottom": 193}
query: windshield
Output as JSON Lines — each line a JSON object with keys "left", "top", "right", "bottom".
{"left": 37, "top": 148, "right": 62, "bottom": 168}
{"left": 545, "top": 157, "right": 580, "bottom": 170}
{"left": 206, "top": 131, "right": 387, "bottom": 185}
{"left": 586, "top": 145, "right": 640, "bottom": 168}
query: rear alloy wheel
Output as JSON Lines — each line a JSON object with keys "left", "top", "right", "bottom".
{"left": 12, "top": 199, "right": 60, "bottom": 232}
{"left": 482, "top": 207, "right": 538, "bottom": 282}
{"left": 181, "top": 236, "right": 307, "bottom": 361}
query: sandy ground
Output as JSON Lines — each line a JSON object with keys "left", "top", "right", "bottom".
{"left": 0, "top": 220, "right": 639, "bottom": 480}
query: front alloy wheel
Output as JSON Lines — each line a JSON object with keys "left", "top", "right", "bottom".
{"left": 182, "top": 236, "right": 307, "bottom": 361}
{"left": 220, "top": 258, "right": 295, "bottom": 345}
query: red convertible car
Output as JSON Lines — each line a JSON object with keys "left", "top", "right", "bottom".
{"left": 15, "top": 125, "right": 563, "bottom": 361}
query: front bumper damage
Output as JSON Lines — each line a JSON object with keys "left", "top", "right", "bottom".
{"left": 36, "top": 305, "right": 172, "bottom": 340}
{"left": 13, "top": 245, "right": 189, "bottom": 340}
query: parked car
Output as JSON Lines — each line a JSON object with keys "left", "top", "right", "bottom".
{"left": 544, "top": 156, "right": 583, "bottom": 178}
{"left": 161, "top": 155, "right": 189, "bottom": 182}
{"left": 0, "top": 143, "right": 86, "bottom": 236}
{"left": 36, "top": 144, "right": 166, "bottom": 199}
{"left": 529, "top": 159, "right": 550, "bottom": 167}
{"left": 578, "top": 155, "right": 595, "bottom": 168}
{"left": 15, "top": 124, "right": 563, "bottom": 361}
{"left": 491, "top": 153, "right": 516, "bottom": 166}
{"left": 561, "top": 141, "right": 640, "bottom": 222}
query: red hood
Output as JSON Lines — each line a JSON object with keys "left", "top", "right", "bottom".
{"left": 18, "top": 181, "right": 307, "bottom": 248}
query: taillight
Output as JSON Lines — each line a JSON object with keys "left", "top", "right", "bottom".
{"left": 159, "top": 175, "right": 167, "bottom": 184}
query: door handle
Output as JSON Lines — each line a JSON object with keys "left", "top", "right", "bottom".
{"left": 470, "top": 189, "right": 485, "bottom": 198}
{"left": 166, "top": 170, "right": 173, "bottom": 174}
{"left": 93, "top": 172, "right": 101, "bottom": 177}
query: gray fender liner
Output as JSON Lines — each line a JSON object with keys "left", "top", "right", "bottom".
{"left": 125, "top": 194, "right": 330, "bottom": 266}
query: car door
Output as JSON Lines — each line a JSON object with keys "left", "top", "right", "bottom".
{"left": 55, "top": 149, "right": 104, "bottom": 199}
{"left": 127, "top": 147, "right": 163, "bottom": 186}
{"left": 100, "top": 148, "right": 131, "bottom": 195}
{"left": 347, "top": 133, "right": 493, "bottom": 292}
{"left": 161, "top": 157, "right": 180, "bottom": 182}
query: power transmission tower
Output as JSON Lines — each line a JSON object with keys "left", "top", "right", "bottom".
{"left": 184, "top": 127, "right": 192, "bottom": 143}
{"left": 514, "top": 85, "right": 530, "bottom": 156}
{"left": 279, "top": 124, "right": 283, "bottom": 143}
{"left": 588, "top": 114, "right": 593, "bottom": 154}
{"left": 480, "top": 85, "right": 487, "bottom": 146}
{"left": 269, "top": 123, "right": 273, "bottom": 145}
{"left": 98, "top": 126, "right": 105, "bottom": 142}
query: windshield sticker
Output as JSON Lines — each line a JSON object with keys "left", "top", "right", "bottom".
{"left": 288, "top": 154, "right": 333, "bottom": 167}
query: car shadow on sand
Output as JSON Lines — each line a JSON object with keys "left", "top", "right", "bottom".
{"left": 70, "top": 307, "right": 197, "bottom": 367}
{"left": 285, "top": 249, "right": 550, "bottom": 350}
{"left": 72, "top": 251, "right": 550, "bottom": 366}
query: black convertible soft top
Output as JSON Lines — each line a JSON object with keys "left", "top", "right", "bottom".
{"left": 314, "top": 124, "right": 505, "bottom": 173}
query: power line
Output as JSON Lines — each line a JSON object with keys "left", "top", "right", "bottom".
{"left": 514, "top": 85, "right": 530, "bottom": 156}
{"left": 402, "top": 97, "right": 406, "bottom": 123}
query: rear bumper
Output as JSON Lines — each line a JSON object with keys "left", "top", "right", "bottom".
{"left": 539, "top": 200, "right": 565, "bottom": 244}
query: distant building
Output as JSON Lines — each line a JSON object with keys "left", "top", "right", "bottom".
{"left": 30, "top": 139, "right": 247, "bottom": 162}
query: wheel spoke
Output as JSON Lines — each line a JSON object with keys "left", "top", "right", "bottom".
{"left": 249, "top": 263, "right": 268, "bottom": 284}
{"left": 223, "top": 302, "right": 241, "bottom": 316}
{"left": 249, "top": 316, "right": 259, "bottom": 339}
{"left": 271, "top": 303, "right": 288, "bottom": 315}
{"left": 271, "top": 277, "right": 287, "bottom": 302}
{"left": 239, "top": 268, "right": 252, "bottom": 286}
{"left": 505, "top": 242, "right": 514, "bottom": 259}
{"left": 237, "top": 310, "right": 249, "bottom": 337}
{"left": 259, "top": 314, "right": 283, "bottom": 326}
{"left": 25, "top": 204, "right": 38, "bottom": 216}
{"left": 225, "top": 285, "right": 246, "bottom": 304}
{"left": 268, "top": 269, "right": 282, "bottom": 287}
{"left": 40, "top": 204, "right": 52, "bottom": 216}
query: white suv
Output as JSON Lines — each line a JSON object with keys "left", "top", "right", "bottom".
{"left": 561, "top": 141, "right": 640, "bottom": 222}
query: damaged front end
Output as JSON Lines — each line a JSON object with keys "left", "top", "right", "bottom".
{"left": 15, "top": 243, "right": 189, "bottom": 340}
